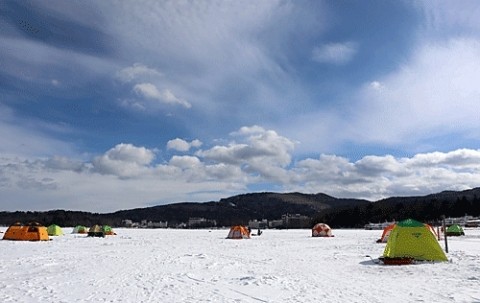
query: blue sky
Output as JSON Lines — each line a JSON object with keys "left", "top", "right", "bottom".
{"left": 2, "top": 1, "right": 480, "bottom": 212}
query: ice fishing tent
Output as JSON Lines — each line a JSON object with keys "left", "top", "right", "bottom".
{"left": 87, "top": 224, "right": 105, "bottom": 237}
{"left": 377, "top": 223, "right": 396, "bottom": 243}
{"left": 227, "top": 225, "right": 250, "bottom": 239}
{"left": 3, "top": 222, "right": 49, "bottom": 241}
{"left": 72, "top": 225, "right": 88, "bottom": 234}
{"left": 378, "top": 222, "right": 437, "bottom": 243}
{"left": 312, "top": 223, "right": 333, "bottom": 237}
{"left": 382, "top": 219, "right": 447, "bottom": 263}
{"left": 47, "top": 224, "right": 63, "bottom": 236}
{"left": 103, "top": 225, "right": 116, "bottom": 235}
{"left": 446, "top": 224, "right": 465, "bottom": 236}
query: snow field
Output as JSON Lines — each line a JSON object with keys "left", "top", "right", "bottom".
{"left": 0, "top": 227, "right": 479, "bottom": 303}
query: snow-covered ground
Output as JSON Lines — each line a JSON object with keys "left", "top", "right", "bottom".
{"left": 0, "top": 227, "right": 479, "bottom": 303}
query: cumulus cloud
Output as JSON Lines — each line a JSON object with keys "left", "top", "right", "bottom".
{"left": 133, "top": 83, "right": 191, "bottom": 108}
{"left": 3, "top": 125, "right": 480, "bottom": 211}
{"left": 92, "top": 143, "right": 155, "bottom": 178}
{"left": 198, "top": 126, "right": 294, "bottom": 166}
{"left": 195, "top": 126, "right": 295, "bottom": 183}
{"left": 167, "top": 138, "right": 202, "bottom": 152}
{"left": 290, "top": 149, "right": 480, "bottom": 200}
{"left": 312, "top": 41, "right": 358, "bottom": 65}
{"left": 169, "top": 155, "right": 202, "bottom": 169}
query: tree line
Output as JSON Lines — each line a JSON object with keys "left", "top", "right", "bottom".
{"left": 1, "top": 190, "right": 479, "bottom": 228}
{"left": 312, "top": 195, "right": 480, "bottom": 228}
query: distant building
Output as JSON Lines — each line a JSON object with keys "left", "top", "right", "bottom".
{"left": 122, "top": 219, "right": 134, "bottom": 227}
{"left": 267, "top": 214, "right": 310, "bottom": 229}
{"left": 248, "top": 219, "right": 268, "bottom": 229}
{"left": 282, "top": 214, "right": 311, "bottom": 229}
{"left": 269, "top": 219, "right": 284, "bottom": 229}
{"left": 188, "top": 217, "right": 216, "bottom": 228}
{"left": 147, "top": 221, "right": 168, "bottom": 228}
{"left": 364, "top": 221, "right": 394, "bottom": 230}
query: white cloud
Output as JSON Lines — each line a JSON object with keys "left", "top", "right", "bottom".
{"left": 116, "top": 63, "right": 193, "bottom": 111}
{"left": 195, "top": 126, "right": 295, "bottom": 183}
{"left": 92, "top": 143, "right": 155, "bottom": 178}
{"left": 97, "top": 1, "right": 327, "bottom": 123}
{"left": 167, "top": 138, "right": 202, "bottom": 152}
{"left": 312, "top": 41, "right": 358, "bottom": 65}
{"left": 133, "top": 83, "right": 191, "bottom": 108}
{"left": 197, "top": 126, "right": 294, "bottom": 168}
{"left": 289, "top": 149, "right": 480, "bottom": 200}
{"left": 407, "top": 149, "right": 480, "bottom": 169}
{"left": 116, "top": 63, "right": 162, "bottom": 83}
{"left": 169, "top": 155, "right": 201, "bottom": 169}
{"left": 3, "top": 124, "right": 480, "bottom": 211}
{"left": 369, "top": 81, "right": 384, "bottom": 91}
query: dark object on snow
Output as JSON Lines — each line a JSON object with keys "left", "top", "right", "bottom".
{"left": 87, "top": 224, "right": 105, "bottom": 237}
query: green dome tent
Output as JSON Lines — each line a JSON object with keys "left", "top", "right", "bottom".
{"left": 102, "top": 225, "right": 116, "bottom": 236}
{"left": 382, "top": 219, "right": 447, "bottom": 264}
{"left": 47, "top": 224, "right": 64, "bottom": 236}
{"left": 72, "top": 225, "right": 88, "bottom": 234}
{"left": 446, "top": 224, "right": 465, "bottom": 236}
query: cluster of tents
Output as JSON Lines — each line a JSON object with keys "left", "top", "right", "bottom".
{"left": 228, "top": 219, "right": 464, "bottom": 265}
{"left": 2, "top": 219, "right": 464, "bottom": 266}
{"left": 226, "top": 222, "right": 335, "bottom": 240}
{"left": 2, "top": 222, "right": 116, "bottom": 241}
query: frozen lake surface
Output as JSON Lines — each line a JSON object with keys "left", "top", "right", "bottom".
{"left": 1, "top": 227, "right": 479, "bottom": 302}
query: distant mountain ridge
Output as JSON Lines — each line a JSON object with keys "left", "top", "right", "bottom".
{"left": 1, "top": 188, "right": 479, "bottom": 228}
{"left": 113, "top": 192, "right": 370, "bottom": 227}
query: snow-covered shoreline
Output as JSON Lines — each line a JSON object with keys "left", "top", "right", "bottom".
{"left": 1, "top": 228, "right": 479, "bottom": 302}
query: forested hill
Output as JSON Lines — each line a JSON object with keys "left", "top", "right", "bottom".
{"left": 313, "top": 187, "right": 480, "bottom": 227}
{"left": 1, "top": 188, "right": 480, "bottom": 228}
{"left": 0, "top": 192, "right": 368, "bottom": 227}
{"left": 113, "top": 192, "right": 369, "bottom": 227}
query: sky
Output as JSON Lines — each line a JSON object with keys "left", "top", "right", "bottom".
{"left": 2, "top": 1, "right": 480, "bottom": 212}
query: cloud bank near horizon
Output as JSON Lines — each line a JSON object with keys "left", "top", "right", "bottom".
{"left": 1, "top": 125, "right": 479, "bottom": 212}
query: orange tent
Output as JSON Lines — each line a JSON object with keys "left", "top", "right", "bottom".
{"left": 426, "top": 224, "right": 438, "bottom": 238}
{"left": 312, "top": 223, "right": 334, "bottom": 237}
{"left": 3, "top": 222, "right": 49, "bottom": 241}
{"left": 377, "top": 223, "right": 396, "bottom": 243}
{"left": 227, "top": 225, "right": 250, "bottom": 239}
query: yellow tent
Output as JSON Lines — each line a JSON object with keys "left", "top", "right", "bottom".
{"left": 47, "top": 224, "right": 64, "bottom": 236}
{"left": 382, "top": 219, "right": 447, "bottom": 263}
